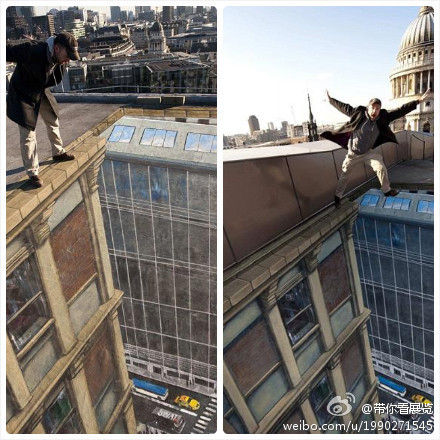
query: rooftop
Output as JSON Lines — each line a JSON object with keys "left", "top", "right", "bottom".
{"left": 6, "top": 102, "right": 121, "bottom": 185}
{"left": 223, "top": 130, "right": 433, "bottom": 269}
{"left": 7, "top": 94, "right": 216, "bottom": 187}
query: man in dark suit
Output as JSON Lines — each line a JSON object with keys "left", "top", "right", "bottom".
{"left": 7, "top": 32, "right": 80, "bottom": 188}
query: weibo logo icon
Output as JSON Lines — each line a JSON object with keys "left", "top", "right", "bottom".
{"left": 326, "top": 393, "right": 355, "bottom": 416}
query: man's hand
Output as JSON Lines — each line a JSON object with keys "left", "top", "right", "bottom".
{"left": 419, "top": 89, "right": 431, "bottom": 103}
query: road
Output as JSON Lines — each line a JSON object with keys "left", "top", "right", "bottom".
{"left": 130, "top": 374, "right": 217, "bottom": 434}
{"left": 377, "top": 373, "right": 434, "bottom": 434}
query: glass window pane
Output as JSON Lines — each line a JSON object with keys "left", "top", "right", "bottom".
{"left": 7, "top": 295, "right": 49, "bottom": 352}
{"left": 163, "top": 130, "right": 177, "bottom": 148}
{"left": 417, "top": 200, "right": 429, "bottom": 213}
{"left": 7, "top": 257, "right": 43, "bottom": 319}
{"left": 119, "top": 126, "right": 135, "bottom": 143}
{"left": 278, "top": 279, "right": 316, "bottom": 345}
{"left": 185, "top": 132, "right": 200, "bottom": 151}
{"left": 383, "top": 197, "right": 394, "bottom": 209}
{"left": 95, "top": 382, "right": 118, "bottom": 431}
{"left": 140, "top": 128, "right": 156, "bottom": 145}
{"left": 247, "top": 368, "right": 289, "bottom": 422}
{"left": 400, "top": 198, "right": 411, "bottom": 210}
{"left": 317, "top": 231, "right": 342, "bottom": 263}
{"left": 295, "top": 334, "right": 323, "bottom": 375}
{"left": 20, "top": 330, "right": 59, "bottom": 392}
{"left": 199, "top": 134, "right": 214, "bottom": 152}
{"left": 152, "top": 129, "right": 166, "bottom": 147}
{"left": 110, "top": 416, "right": 127, "bottom": 434}
{"left": 108, "top": 125, "right": 124, "bottom": 142}
{"left": 69, "top": 282, "right": 101, "bottom": 335}
{"left": 43, "top": 388, "right": 72, "bottom": 433}
{"left": 226, "top": 412, "right": 248, "bottom": 433}
{"left": 225, "top": 319, "right": 280, "bottom": 395}
{"left": 211, "top": 136, "right": 217, "bottom": 152}
{"left": 392, "top": 198, "right": 403, "bottom": 209}
{"left": 330, "top": 300, "right": 354, "bottom": 338}
{"left": 223, "top": 301, "right": 261, "bottom": 347}
{"left": 57, "top": 413, "right": 81, "bottom": 434}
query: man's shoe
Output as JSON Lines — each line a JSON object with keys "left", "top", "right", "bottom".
{"left": 384, "top": 189, "right": 400, "bottom": 197}
{"left": 334, "top": 195, "right": 341, "bottom": 207}
{"left": 29, "top": 175, "right": 43, "bottom": 188}
{"left": 53, "top": 152, "right": 75, "bottom": 162}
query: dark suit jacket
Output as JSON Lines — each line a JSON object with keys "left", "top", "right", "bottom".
{"left": 7, "top": 41, "right": 66, "bottom": 130}
{"left": 320, "top": 96, "right": 419, "bottom": 150}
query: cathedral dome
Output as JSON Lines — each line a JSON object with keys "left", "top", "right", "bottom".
{"left": 398, "top": 6, "right": 434, "bottom": 55}
{"left": 150, "top": 21, "right": 163, "bottom": 32}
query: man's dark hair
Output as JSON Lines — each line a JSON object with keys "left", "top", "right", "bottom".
{"left": 368, "top": 98, "right": 382, "bottom": 106}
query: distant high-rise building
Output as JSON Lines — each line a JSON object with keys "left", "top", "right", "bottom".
{"left": 176, "top": 6, "right": 186, "bottom": 17}
{"left": 19, "top": 6, "right": 35, "bottom": 22}
{"left": 162, "top": 6, "right": 174, "bottom": 23}
{"left": 110, "top": 6, "right": 121, "bottom": 22}
{"left": 268, "top": 122, "right": 275, "bottom": 131}
{"left": 354, "top": 189, "right": 434, "bottom": 395}
{"left": 281, "top": 121, "right": 288, "bottom": 136}
{"left": 186, "top": 6, "right": 194, "bottom": 15}
{"left": 248, "top": 115, "right": 260, "bottom": 135}
{"left": 196, "top": 6, "right": 204, "bottom": 14}
{"left": 31, "top": 14, "right": 55, "bottom": 37}
{"left": 98, "top": 111, "right": 217, "bottom": 396}
{"left": 120, "top": 11, "right": 128, "bottom": 22}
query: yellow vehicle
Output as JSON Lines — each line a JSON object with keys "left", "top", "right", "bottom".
{"left": 174, "top": 395, "right": 200, "bottom": 411}
{"left": 411, "top": 394, "right": 432, "bottom": 405}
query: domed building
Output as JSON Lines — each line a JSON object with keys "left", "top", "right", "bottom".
{"left": 389, "top": 6, "right": 434, "bottom": 133}
{"left": 148, "top": 19, "right": 169, "bottom": 54}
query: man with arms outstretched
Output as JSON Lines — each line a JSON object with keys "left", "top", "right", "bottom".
{"left": 321, "top": 89, "right": 430, "bottom": 206}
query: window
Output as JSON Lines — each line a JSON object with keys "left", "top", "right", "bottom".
{"left": 108, "top": 125, "right": 135, "bottom": 143}
{"left": 19, "top": 328, "right": 59, "bottom": 392}
{"left": 224, "top": 392, "right": 248, "bottom": 433}
{"left": 318, "top": 245, "right": 351, "bottom": 314}
{"left": 7, "top": 257, "right": 50, "bottom": 352}
{"left": 417, "top": 200, "right": 434, "bottom": 214}
{"left": 68, "top": 281, "right": 101, "bottom": 335}
{"left": 43, "top": 388, "right": 81, "bottom": 434}
{"left": 184, "top": 132, "right": 216, "bottom": 152}
{"left": 140, "top": 128, "right": 177, "bottom": 148}
{"left": 224, "top": 301, "right": 289, "bottom": 422}
{"left": 341, "top": 338, "right": 367, "bottom": 411}
{"left": 247, "top": 368, "right": 289, "bottom": 422}
{"left": 360, "top": 194, "right": 379, "bottom": 207}
{"left": 95, "top": 380, "right": 118, "bottom": 431}
{"left": 294, "top": 333, "right": 323, "bottom": 375}
{"left": 383, "top": 197, "right": 411, "bottom": 210}
{"left": 278, "top": 279, "right": 317, "bottom": 346}
{"left": 330, "top": 299, "right": 354, "bottom": 338}
{"left": 309, "top": 374, "right": 336, "bottom": 426}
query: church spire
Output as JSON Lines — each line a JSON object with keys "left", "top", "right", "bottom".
{"left": 307, "top": 94, "right": 319, "bottom": 142}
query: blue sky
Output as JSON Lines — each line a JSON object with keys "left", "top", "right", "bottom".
{"left": 223, "top": 6, "right": 421, "bottom": 134}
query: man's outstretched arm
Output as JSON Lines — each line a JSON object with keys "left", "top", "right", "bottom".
{"left": 387, "top": 89, "right": 431, "bottom": 122}
{"left": 326, "top": 90, "right": 355, "bottom": 117}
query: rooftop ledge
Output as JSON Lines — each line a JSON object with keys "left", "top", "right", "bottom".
{"left": 7, "top": 104, "right": 217, "bottom": 239}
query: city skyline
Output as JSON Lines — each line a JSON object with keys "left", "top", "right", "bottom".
{"left": 224, "top": 6, "right": 421, "bottom": 134}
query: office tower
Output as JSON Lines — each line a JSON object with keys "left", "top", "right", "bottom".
{"left": 248, "top": 115, "right": 260, "bottom": 135}
{"left": 353, "top": 189, "right": 434, "bottom": 394}
{"left": 110, "top": 6, "right": 122, "bottom": 23}
{"left": 98, "top": 109, "right": 217, "bottom": 397}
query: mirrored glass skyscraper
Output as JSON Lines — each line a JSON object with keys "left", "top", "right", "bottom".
{"left": 354, "top": 189, "right": 433, "bottom": 394}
